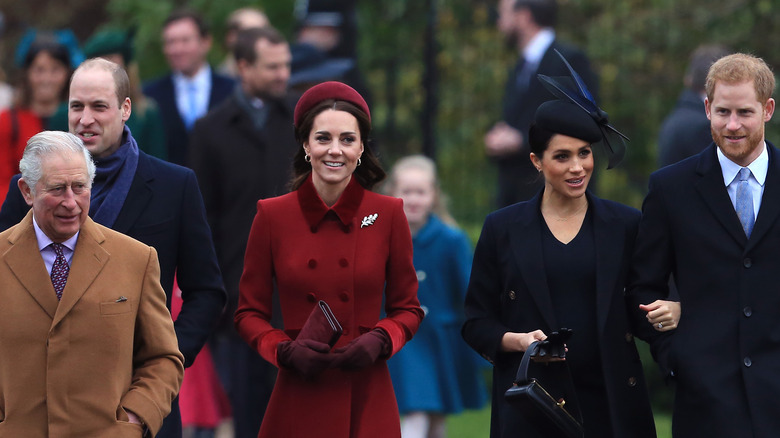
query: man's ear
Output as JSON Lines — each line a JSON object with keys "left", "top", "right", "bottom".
{"left": 18, "top": 178, "right": 34, "bottom": 207}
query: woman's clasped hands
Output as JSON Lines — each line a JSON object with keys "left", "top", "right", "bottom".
{"left": 277, "top": 329, "right": 392, "bottom": 378}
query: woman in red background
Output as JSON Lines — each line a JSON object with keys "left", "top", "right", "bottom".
{"left": 0, "top": 37, "right": 72, "bottom": 205}
{"left": 235, "top": 81, "right": 423, "bottom": 437}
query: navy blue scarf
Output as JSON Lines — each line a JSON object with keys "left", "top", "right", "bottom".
{"left": 89, "top": 125, "right": 139, "bottom": 227}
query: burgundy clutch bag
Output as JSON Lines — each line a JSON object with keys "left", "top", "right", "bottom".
{"left": 298, "top": 300, "right": 343, "bottom": 348}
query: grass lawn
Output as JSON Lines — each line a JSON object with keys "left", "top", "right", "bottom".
{"left": 445, "top": 405, "right": 673, "bottom": 438}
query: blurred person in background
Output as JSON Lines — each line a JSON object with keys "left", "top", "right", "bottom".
{"left": 143, "top": 8, "right": 234, "bottom": 165}
{"left": 657, "top": 44, "right": 731, "bottom": 168}
{"left": 485, "top": 0, "right": 598, "bottom": 208}
{"left": 0, "top": 12, "right": 15, "bottom": 110}
{"left": 49, "top": 28, "right": 169, "bottom": 160}
{"left": 293, "top": 0, "right": 372, "bottom": 104}
{"left": 190, "top": 25, "right": 298, "bottom": 438}
{"left": 385, "top": 155, "right": 488, "bottom": 438}
{"left": 218, "top": 7, "right": 270, "bottom": 78}
{"left": 0, "top": 32, "right": 77, "bottom": 206}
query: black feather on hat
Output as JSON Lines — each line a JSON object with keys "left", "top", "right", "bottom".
{"left": 536, "top": 49, "right": 629, "bottom": 168}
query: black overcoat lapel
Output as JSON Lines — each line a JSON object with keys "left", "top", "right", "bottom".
{"left": 509, "top": 194, "right": 559, "bottom": 331}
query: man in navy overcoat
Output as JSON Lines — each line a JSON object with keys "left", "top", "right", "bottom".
{"left": 628, "top": 53, "right": 780, "bottom": 437}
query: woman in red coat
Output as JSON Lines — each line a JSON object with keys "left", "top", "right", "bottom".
{"left": 235, "top": 81, "right": 424, "bottom": 437}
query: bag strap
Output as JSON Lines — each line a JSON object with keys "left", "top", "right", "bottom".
{"left": 513, "top": 341, "right": 541, "bottom": 384}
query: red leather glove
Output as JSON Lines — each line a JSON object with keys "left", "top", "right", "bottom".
{"left": 331, "top": 329, "right": 391, "bottom": 370}
{"left": 277, "top": 339, "right": 333, "bottom": 379}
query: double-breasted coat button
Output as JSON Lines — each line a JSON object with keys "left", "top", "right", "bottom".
{"left": 306, "top": 293, "right": 317, "bottom": 303}
{"left": 744, "top": 357, "right": 752, "bottom": 367}
{"left": 628, "top": 377, "right": 637, "bottom": 387}
{"left": 743, "top": 307, "right": 753, "bottom": 317}
{"left": 743, "top": 258, "right": 752, "bottom": 268}
{"left": 339, "top": 292, "right": 350, "bottom": 302}
{"left": 339, "top": 258, "right": 349, "bottom": 267}
{"left": 508, "top": 291, "right": 516, "bottom": 300}
{"left": 625, "top": 332, "right": 634, "bottom": 342}
{"left": 308, "top": 259, "right": 317, "bottom": 269}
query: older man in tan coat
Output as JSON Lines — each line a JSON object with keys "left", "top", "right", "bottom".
{"left": 0, "top": 131, "right": 183, "bottom": 437}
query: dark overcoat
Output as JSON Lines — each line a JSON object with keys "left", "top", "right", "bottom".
{"left": 189, "top": 92, "right": 299, "bottom": 322}
{"left": 628, "top": 142, "right": 780, "bottom": 437}
{"left": 463, "top": 192, "right": 656, "bottom": 438}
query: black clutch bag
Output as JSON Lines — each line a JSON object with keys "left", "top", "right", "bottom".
{"left": 298, "top": 300, "right": 343, "bottom": 348}
{"left": 504, "top": 336, "right": 583, "bottom": 438}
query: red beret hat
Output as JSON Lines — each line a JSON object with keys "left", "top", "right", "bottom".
{"left": 294, "top": 81, "right": 370, "bottom": 127}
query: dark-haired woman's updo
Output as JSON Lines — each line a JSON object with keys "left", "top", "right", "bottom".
{"left": 528, "top": 99, "right": 603, "bottom": 156}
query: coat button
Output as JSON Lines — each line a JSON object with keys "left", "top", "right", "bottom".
{"left": 628, "top": 377, "right": 637, "bottom": 387}
{"left": 307, "top": 293, "right": 317, "bottom": 303}
{"left": 743, "top": 258, "right": 752, "bottom": 268}
{"left": 308, "top": 259, "right": 317, "bottom": 269}
{"left": 625, "top": 332, "right": 634, "bottom": 342}
{"left": 743, "top": 307, "right": 753, "bottom": 317}
{"left": 339, "top": 258, "right": 349, "bottom": 267}
{"left": 744, "top": 357, "right": 752, "bottom": 367}
{"left": 310, "top": 226, "right": 318, "bottom": 233}
{"left": 340, "top": 292, "right": 350, "bottom": 302}
{"left": 508, "top": 290, "right": 516, "bottom": 300}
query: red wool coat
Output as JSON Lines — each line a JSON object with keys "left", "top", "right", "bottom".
{"left": 235, "top": 175, "right": 423, "bottom": 437}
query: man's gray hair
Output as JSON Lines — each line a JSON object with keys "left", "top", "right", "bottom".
{"left": 19, "top": 131, "right": 96, "bottom": 194}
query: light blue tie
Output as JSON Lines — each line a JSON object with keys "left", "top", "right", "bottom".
{"left": 736, "top": 167, "right": 755, "bottom": 237}
{"left": 184, "top": 82, "right": 199, "bottom": 131}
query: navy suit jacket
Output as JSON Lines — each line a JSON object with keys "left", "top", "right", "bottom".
{"left": 628, "top": 142, "right": 780, "bottom": 437}
{"left": 143, "top": 69, "right": 235, "bottom": 165}
{"left": 462, "top": 192, "right": 655, "bottom": 438}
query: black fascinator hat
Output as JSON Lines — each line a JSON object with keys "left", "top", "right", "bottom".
{"left": 536, "top": 49, "right": 629, "bottom": 168}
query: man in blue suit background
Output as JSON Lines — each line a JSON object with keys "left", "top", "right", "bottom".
{"left": 143, "top": 8, "right": 235, "bottom": 166}
{"left": 0, "top": 58, "right": 226, "bottom": 438}
{"left": 629, "top": 53, "right": 780, "bottom": 437}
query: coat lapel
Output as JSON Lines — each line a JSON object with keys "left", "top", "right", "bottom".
{"left": 591, "top": 196, "right": 623, "bottom": 336}
{"left": 52, "top": 218, "right": 109, "bottom": 326}
{"left": 509, "top": 194, "right": 559, "bottom": 330}
{"left": 694, "top": 145, "right": 748, "bottom": 245}
{"left": 4, "top": 211, "right": 59, "bottom": 319}
{"left": 747, "top": 142, "right": 780, "bottom": 250}
{"left": 111, "top": 153, "right": 152, "bottom": 234}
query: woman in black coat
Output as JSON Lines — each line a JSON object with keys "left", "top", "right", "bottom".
{"left": 462, "top": 97, "right": 676, "bottom": 438}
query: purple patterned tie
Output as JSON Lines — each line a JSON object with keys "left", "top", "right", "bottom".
{"left": 50, "top": 243, "right": 69, "bottom": 300}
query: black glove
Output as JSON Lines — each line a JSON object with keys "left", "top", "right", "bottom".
{"left": 331, "top": 329, "right": 391, "bottom": 370}
{"left": 277, "top": 339, "right": 333, "bottom": 379}
{"left": 534, "top": 328, "right": 572, "bottom": 359}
